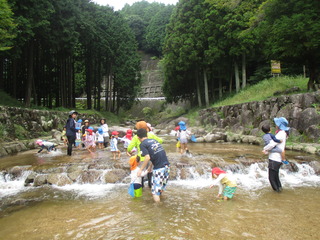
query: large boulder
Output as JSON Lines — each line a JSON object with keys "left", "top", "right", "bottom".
{"left": 47, "top": 173, "right": 73, "bottom": 186}
{"left": 298, "top": 108, "right": 320, "bottom": 131}
{"left": 305, "top": 125, "right": 320, "bottom": 142}
{"left": 104, "top": 169, "right": 127, "bottom": 183}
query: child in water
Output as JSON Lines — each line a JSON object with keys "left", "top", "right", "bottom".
{"left": 36, "top": 139, "right": 56, "bottom": 153}
{"left": 110, "top": 131, "right": 121, "bottom": 160}
{"left": 177, "top": 121, "right": 191, "bottom": 155}
{"left": 129, "top": 155, "right": 149, "bottom": 197}
{"left": 261, "top": 124, "right": 287, "bottom": 164}
{"left": 96, "top": 128, "right": 104, "bottom": 149}
{"left": 210, "top": 167, "right": 237, "bottom": 201}
{"left": 84, "top": 128, "right": 96, "bottom": 153}
{"left": 75, "top": 130, "right": 82, "bottom": 148}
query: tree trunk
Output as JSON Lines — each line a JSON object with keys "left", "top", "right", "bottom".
{"left": 25, "top": 41, "right": 34, "bottom": 108}
{"left": 195, "top": 71, "right": 202, "bottom": 107}
{"left": 219, "top": 78, "right": 222, "bottom": 99}
{"left": 85, "top": 51, "right": 92, "bottom": 110}
{"left": 242, "top": 53, "right": 246, "bottom": 89}
{"left": 203, "top": 69, "right": 209, "bottom": 107}
{"left": 234, "top": 61, "right": 240, "bottom": 93}
{"left": 97, "top": 59, "right": 102, "bottom": 111}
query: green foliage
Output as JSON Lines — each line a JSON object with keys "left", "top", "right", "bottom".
{"left": 0, "top": 90, "right": 23, "bottom": 107}
{"left": 121, "top": 1, "right": 175, "bottom": 55}
{"left": 142, "top": 107, "right": 154, "bottom": 121}
{"left": 0, "top": 0, "right": 16, "bottom": 51}
{"left": 212, "top": 76, "right": 308, "bottom": 107}
{"left": 13, "top": 124, "right": 28, "bottom": 140}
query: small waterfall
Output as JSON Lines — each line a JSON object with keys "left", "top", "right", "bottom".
{"left": 1, "top": 158, "right": 320, "bottom": 201}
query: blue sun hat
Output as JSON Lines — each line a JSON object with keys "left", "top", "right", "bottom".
{"left": 178, "top": 121, "right": 187, "bottom": 131}
{"left": 274, "top": 117, "right": 290, "bottom": 131}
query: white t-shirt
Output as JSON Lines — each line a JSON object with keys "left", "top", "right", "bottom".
{"left": 130, "top": 167, "right": 148, "bottom": 185}
{"left": 101, "top": 124, "right": 109, "bottom": 137}
{"left": 178, "top": 130, "right": 190, "bottom": 141}
{"left": 265, "top": 130, "right": 287, "bottom": 162}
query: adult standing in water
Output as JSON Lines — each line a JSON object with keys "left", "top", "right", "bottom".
{"left": 66, "top": 110, "right": 78, "bottom": 156}
{"left": 264, "top": 117, "right": 290, "bottom": 192}
{"left": 137, "top": 128, "right": 170, "bottom": 203}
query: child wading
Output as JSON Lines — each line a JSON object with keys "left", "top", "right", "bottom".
{"left": 84, "top": 128, "right": 96, "bottom": 153}
{"left": 36, "top": 139, "right": 56, "bottom": 153}
{"left": 177, "top": 121, "right": 191, "bottom": 155}
{"left": 210, "top": 167, "right": 237, "bottom": 201}
{"left": 129, "top": 155, "right": 149, "bottom": 197}
{"left": 110, "top": 131, "right": 121, "bottom": 160}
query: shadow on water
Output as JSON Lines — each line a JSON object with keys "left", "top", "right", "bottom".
{"left": 0, "top": 140, "right": 319, "bottom": 239}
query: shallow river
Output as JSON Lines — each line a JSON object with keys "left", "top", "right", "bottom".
{"left": 0, "top": 141, "right": 319, "bottom": 240}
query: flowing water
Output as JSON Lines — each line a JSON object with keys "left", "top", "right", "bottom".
{"left": 0, "top": 140, "right": 319, "bottom": 240}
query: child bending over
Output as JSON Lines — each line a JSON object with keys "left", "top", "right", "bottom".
{"left": 210, "top": 167, "right": 237, "bottom": 201}
{"left": 36, "top": 139, "right": 56, "bottom": 153}
{"left": 129, "top": 155, "right": 149, "bottom": 197}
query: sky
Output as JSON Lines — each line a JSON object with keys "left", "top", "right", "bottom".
{"left": 92, "top": 0, "right": 179, "bottom": 11}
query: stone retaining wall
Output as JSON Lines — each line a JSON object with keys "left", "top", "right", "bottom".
{"left": 199, "top": 91, "right": 320, "bottom": 142}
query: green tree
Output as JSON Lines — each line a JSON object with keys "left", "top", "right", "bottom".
{"left": 0, "top": 0, "right": 16, "bottom": 51}
{"left": 253, "top": 0, "right": 320, "bottom": 90}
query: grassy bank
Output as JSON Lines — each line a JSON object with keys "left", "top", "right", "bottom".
{"left": 212, "top": 75, "right": 308, "bottom": 108}
{"left": 184, "top": 76, "right": 309, "bottom": 125}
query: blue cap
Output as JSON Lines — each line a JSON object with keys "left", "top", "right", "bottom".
{"left": 274, "top": 117, "right": 290, "bottom": 131}
{"left": 178, "top": 121, "right": 187, "bottom": 131}
{"left": 88, "top": 126, "right": 94, "bottom": 130}
{"left": 98, "top": 127, "right": 103, "bottom": 134}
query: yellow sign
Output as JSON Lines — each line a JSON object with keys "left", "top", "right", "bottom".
{"left": 271, "top": 60, "right": 281, "bottom": 74}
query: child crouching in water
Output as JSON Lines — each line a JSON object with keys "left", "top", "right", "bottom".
{"left": 210, "top": 167, "right": 237, "bottom": 201}
{"left": 129, "top": 155, "right": 149, "bottom": 197}
{"left": 36, "top": 139, "right": 57, "bottom": 153}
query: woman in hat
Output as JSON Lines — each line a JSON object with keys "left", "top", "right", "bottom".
{"left": 263, "top": 117, "right": 290, "bottom": 192}
{"left": 66, "top": 110, "right": 78, "bottom": 156}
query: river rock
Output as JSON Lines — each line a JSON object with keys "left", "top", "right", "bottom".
{"left": 309, "top": 161, "right": 320, "bottom": 175}
{"left": 196, "top": 137, "right": 205, "bottom": 143}
{"left": 79, "top": 170, "right": 103, "bottom": 184}
{"left": 305, "top": 125, "right": 320, "bottom": 142}
{"left": 298, "top": 108, "right": 320, "bottom": 131}
{"left": 47, "top": 173, "right": 73, "bottom": 186}
{"left": 24, "top": 172, "right": 37, "bottom": 186}
{"left": 104, "top": 169, "right": 127, "bottom": 183}
{"left": 67, "top": 170, "right": 82, "bottom": 182}
{"left": 168, "top": 165, "right": 177, "bottom": 180}
{"left": 179, "top": 168, "right": 192, "bottom": 180}
{"left": 34, "top": 174, "right": 48, "bottom": 186}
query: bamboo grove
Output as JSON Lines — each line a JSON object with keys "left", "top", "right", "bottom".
{"left": 0, "top": 0, "right": 141, "bottom": 112}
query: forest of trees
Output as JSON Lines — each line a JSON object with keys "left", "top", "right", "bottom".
{"left": 0, "top": 0, "right": 141, "bottom": 113}
{"left": 0, "top": 0, "right": 319, "bottom": 111}
{"left": 162, "top": 0, "right": 320, "bottom": 106}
